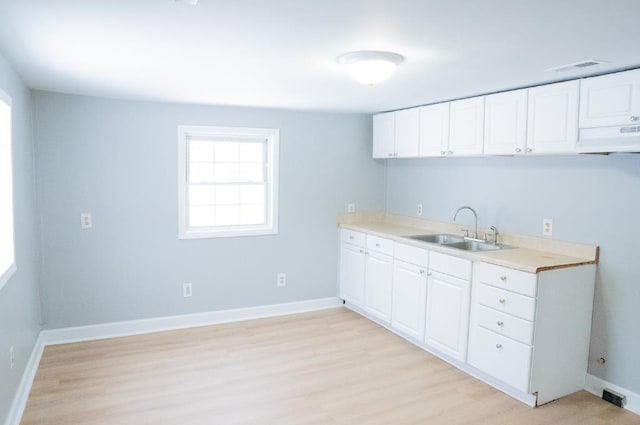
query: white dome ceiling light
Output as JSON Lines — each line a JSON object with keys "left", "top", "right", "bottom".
{"left": 337, "top": 51, "right": 404, "bottom": 85}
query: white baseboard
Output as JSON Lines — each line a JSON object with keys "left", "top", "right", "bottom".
{"left": 585, "top": 373, "right": 640, "bottom": 415}
{"left": 41, "top": 297, "right": 342, "bottom": 346}
{"left": 4, "top": 334, "right": 45, "bottom": 425}
{"left": 5, "top": 297, "right": 341, "bottom": 425}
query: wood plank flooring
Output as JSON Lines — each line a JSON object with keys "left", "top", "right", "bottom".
{"left": 21, "top": 307, "right": 640, "bottom": 424}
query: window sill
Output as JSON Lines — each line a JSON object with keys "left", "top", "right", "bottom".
{"left": 179, "top": 226, "right": 278, "bottom": 239}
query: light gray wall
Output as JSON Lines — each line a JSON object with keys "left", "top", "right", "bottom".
{"left": 0, "top": 53, "right": 42, "bottom": 423}
{"left": 33, "top": 92, "right": 384, "bottom": 329}
{"left": 385, "top": 155, "right": 640, "bottom": 393}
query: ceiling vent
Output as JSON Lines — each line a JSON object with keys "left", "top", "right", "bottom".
{"left": 545, "top": 59, "right": 607, "bottom": 73}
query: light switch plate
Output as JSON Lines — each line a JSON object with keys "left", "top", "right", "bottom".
{"left": 347, "top": 203, "right": 355, "bottom": 213}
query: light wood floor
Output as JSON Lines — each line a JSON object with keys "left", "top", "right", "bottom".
{"left": 21, "top": 308, "right": 639, "bottom": 425}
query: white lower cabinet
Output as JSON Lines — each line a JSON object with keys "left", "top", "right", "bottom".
{"left": 468, "top": 262, "right": 596, "bottom": 405}
{"left": 339, "top": 230, "right": 366, "bottom": 307}
{"left": 339, "top": 227, "right": 596, "bottom": 406}
{"left": 424, "top": 252, "right": 472, "bottom": 362}
{"left": 391, "top": 244, "right": 429, "bottom": 341}
{"left": 364, "top": 249, "right": 394, "bottom": 323}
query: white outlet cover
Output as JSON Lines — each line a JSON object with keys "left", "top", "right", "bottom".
{"left": 543, "top": 218, "right": 553, "bottom": 236}
{"left": 277, "top": 273, "right": 286, "bottom": 287}
{"left": 80, "top": 213, "right": 92, "bottom": 229}
{"left": 417, "top": 204, "right": 423, "bottom": 216}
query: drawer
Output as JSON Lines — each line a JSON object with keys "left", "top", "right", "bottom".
{"left": 477, "top": 305, "right": 534, "bottom": 345}
{"left": 429, "top": 251, "right": 472, "bottom": 280}
{"left": 341, "top": 228, "right": 365, "bottom": 246}
{"left": 468, "top": 325, "right": 532, "bottom": 393}
{"left": 394, "top": 243, "right": 429, "bottom": 267}
{"left": 366, "top": 234, "right": 395, "bottom": 256}
{"left": 475, "top": 262, "right": 537, "bottom": 297}
{"left": 476, "top": 284, "right": 536, "bottom": 321}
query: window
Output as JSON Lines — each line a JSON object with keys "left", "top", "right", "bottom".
{"left": 0, "top": 89, "right": 15, "bottom": 290}
{"left": 178, "top": 125, "right": 279, "bottom": 238}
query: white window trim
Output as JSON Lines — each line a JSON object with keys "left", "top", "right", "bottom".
{"left": 177, "top": 125, "right": 279, "bottom": 239}
{"left": 0, "top": 87, "right": 16, "bottom": 291}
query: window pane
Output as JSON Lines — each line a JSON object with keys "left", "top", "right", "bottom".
{"left": 189, "top": 185, "right": 215, "bottom": 206}
{"left": 238, "top": 163, "right": 264, "bottom": 182}
{"left": 216, "top": 184, "right": 240, "bottom": 205}
{"left": 189, "top": 140, "right": 214, "bottom": 162}
{"left": 189, "top": 163, "right": 214, "bottom": 183}
{"left": 240, "top": 184, "right": 265, "bottom": 205}
{"left": 239, "top": 142, "right": 264, "bottom": 163}
{"left": 189, "top": 206, "right": 216, "bottom": 227}
{"left": 216, "top": 205, "right": 241, "bottom": 226}
{"left": 240, "top": 204, "right": 265, "bottom": 225}
{"left": 214, "top": 141, "right": 239, "bottom": 162}
{"left": 214, "top": 163, "right": 239, "bottom": 182}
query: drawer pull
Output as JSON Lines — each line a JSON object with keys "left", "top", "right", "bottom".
{"left": 349, "top": 235, "right": 354, "bottom": 240}
{"left": 375, "top": 243, "right": 381, "bottom": 247}
{"left": 496, "top": 344, "right": 503, "bottom": 349}
{"left": 359, "top": 249, "right": 364, "bottom": 253}
{"left": 427, "top": 272, "right": 433, "bottom": 276}
{"left": 497, "top": 321, "right": 504, "bottom": 326}
{"left": 500, "top": 276, "right": 507, "bottom": 281}
{"left": 499, "top": 298, "right": 506, "bottom": 304}
{"left": 419, "top": 270, "right": 425, "bottom": 274}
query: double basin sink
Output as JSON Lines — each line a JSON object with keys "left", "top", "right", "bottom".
{"left": 407, "top": 234, "right": 510, "bottom": 252}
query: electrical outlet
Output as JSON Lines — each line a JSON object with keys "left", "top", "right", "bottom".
{"left": 277, "top": 273, "right": 286, "bottom": 287}
{"left": 417, "top": 203, "right": 423, "bottom": 216}
{"left": 9, "top": 346, "right": 14, "bottom": 369}
{"left": 80, "top": 213, "right": 92, "bottom": 229}
{"left": 347, "top": 203, "right": 355, "bottom": 213}
{"left": 543, "top": 218, "right": 553, "bottom": 236}
{"left": 183, "top": 283, "right": 192, "bottom": 297}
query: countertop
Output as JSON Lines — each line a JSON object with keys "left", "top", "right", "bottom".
{"left": 339, "top": 217, "right": 598, "bottom": 274}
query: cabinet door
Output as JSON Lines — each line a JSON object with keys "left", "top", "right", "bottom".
{"left": 339, "top": 242, "right": 365, "bottom": 307}
{"left": 449, "top": 96, "right": 485, "bottom": 156}
{"left": 579, "top": 69, "right": 640, "bottom": 128}
{"left": 527, "top": 80, "right": 579, "bottom": 154}
{"left": 364, "top": 251, "right": 394, "bottom": 323}
{"left": 484, "top": 89, "right": 528, "bottom": 155}
{"left": 394, "top": 108, "right": 420, "bottom": 157}
{"left": 373, "top": 112, "right": 395, "bottom": 158}
{"left": 425, "top": 271, "right": 471, "bottom": 362}
{"left": 419, "top": 103, "right": 450, "bottom": 157}
{"left": 391, "top": 260, "right": 428, "bottom": 341}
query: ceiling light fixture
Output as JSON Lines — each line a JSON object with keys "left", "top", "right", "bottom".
{"left": 337, "top": 51, "right": 404, "bottom": 85}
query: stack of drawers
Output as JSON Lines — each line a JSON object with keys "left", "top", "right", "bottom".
{"left": 467, "top": 262, "right": 538, "bottom": 393}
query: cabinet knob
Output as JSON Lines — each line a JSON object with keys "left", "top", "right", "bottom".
{"left": 448, "top": 150, "right": 453, "bottom": 155}
{"left": 394, "top": 153, "right": 399, "bottom": 157}
{"left": 387, "top": 153, "right": 393, "bottom": 157}
{"left": 441, "top": 151, "right": 447, "bottom": 155}
{"left": 631, "top": 116, "right": 638, "bottom": 122}
{"left": 515, "top": 148, "right": 522, "bottom": 153}
{"left": 427, "top": 272, "right": 433, "bottom": 276}
{"left": 349, "top": 235, "right": 354, "bottom": 240}
{"left": 526, "top": 148, "right": 532, "bottom": 153}
{"left": 419, "top": 270, "right": 425, "bottom": 274}
{"left": 359, "top": 249, "right": 364, "bottom": 253}
{"left": 497, "top": 321, "right": 504, "bottom": 326}
{"left": 500, "top": 276, "right": 507, "bottom": 281}
{"left": 496, "top": 344, "right": 503, "bottom": 349}
{"left": 499, "top": 298, "right": 506, "bottom": 304}
{"left": 375, "top": 243, "right": 381, "bottom": 247}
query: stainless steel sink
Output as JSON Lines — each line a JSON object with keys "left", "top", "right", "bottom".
{"left": 444, "top": 240, "right": 505, "bottom": 252}
{"left": 407, "top": 233, "right": 512, "bottom": 252}
{"left": 408, "top": 234, "right": 464, "bottom": 244}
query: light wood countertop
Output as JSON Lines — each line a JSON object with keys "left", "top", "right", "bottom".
{"left": 338, "top": 214, "right": 598, "bottom": 274}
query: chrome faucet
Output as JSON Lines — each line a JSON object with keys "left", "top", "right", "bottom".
{"left": 453, "top": 206, "right": 478, "bottom": 239}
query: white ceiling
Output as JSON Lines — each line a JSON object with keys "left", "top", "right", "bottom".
{"left": 0, "top": 0, "right": 639, "bottom": 113}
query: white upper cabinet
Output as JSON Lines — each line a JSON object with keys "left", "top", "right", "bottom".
{"left": 484, "top": 89, "right": 528, "bottom": 155}
{"left": 579, "top": 69, "right": 640, "bottom": 128}
{"left": 527, "top": 80, "right": 579, "bottom": 154}
{"left": 419, "top": 103, "right": 450, "bottom": 157}
{"left": 394, "top": 108, "right": 420, "bottom": 157}
{"left": 449, "top": 96, "right": 485, "bottom": 156}
{"left": 373, "top": 112, "right": 395, "bottom": 158}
